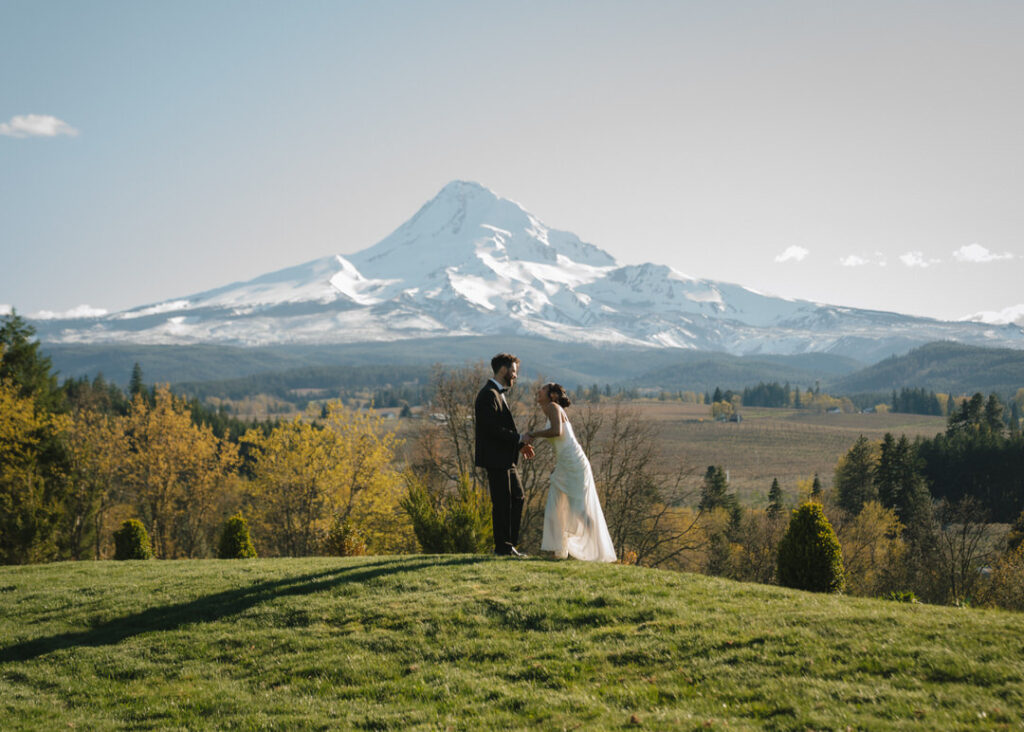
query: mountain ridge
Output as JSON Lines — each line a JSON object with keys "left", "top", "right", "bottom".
{"left": 28, "top": 180, "right": 1024, "bottom": 361}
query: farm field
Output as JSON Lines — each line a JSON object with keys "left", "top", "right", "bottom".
{"left": 2, "top": 556, "right": 1022, "bottom": 730}
{"left": 632, "top": 403, "right": 947, "bottom": 504}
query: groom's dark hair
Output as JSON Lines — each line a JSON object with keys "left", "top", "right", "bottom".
{"left": 491, "top": 353, "right": 520, "bottom": 374}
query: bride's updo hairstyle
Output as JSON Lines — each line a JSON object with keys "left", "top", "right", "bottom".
{"left": 546, "top": 383, "right": 572, "bottom": 408}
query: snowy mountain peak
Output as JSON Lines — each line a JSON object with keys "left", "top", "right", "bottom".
{"left": 349, "top": 181, "right": 616, "bottom": 282}
{"left": 29, "top": 181, "right": 1024, "bottom": 359}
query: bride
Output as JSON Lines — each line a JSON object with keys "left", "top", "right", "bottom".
{"left": 524, "top": 383, "right": 616, "bottom": 562}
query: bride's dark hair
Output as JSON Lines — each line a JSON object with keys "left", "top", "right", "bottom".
{"left": 546, "top": 383, "right": 572, "bottom": 408}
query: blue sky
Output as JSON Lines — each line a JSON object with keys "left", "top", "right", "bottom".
{"left": 2, "top": 0, "right": 1022, "bottom": 322}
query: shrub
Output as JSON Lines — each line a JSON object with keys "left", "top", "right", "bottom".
{"left": 218, "top": 514, "right": 257, "bottom": 559}
{"left": 324, "top": 518, "right": 367, "bottom": 556}
{"left": 402, "top": 473, "right": 492, "bottom": 553}
{"left": 113, "top": 519, "right": 153, "bottom": 560}
{"left": 777, "top": 502, "right": 845, "bottom": 592}
{"left": 975, "top": 544, "right": 1024, "bottom": 611}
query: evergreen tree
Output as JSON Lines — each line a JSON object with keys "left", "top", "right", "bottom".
{"left": 767, "top": 478, "right": 784, "bottom": 518}
{"left": 777, "top": 502, "right": 845, "bottom": 593}
{"left": 811, "top": 473, "right": 822, "bottom": 499}
{"left": 113, "top": 519, "right": 153, "bottom": 560}
{"left": 699, "top": 465, "right": 736, "bottom": 512}
{"left": 874, "top": 433, "right": 899, "bottom": 508}
{"left": 948, "top": 393, "right": 985, "bottom": 434}
{"left": 712, "top": 387, "right": 723, "bottom": 403}
{"left": 218, "top": 514, "right": 257, "bottom": 558}
{"left": 129, "top": 363, "right": 144, "bottom": 398}
{"left": 984, "top": 394, "right": 1004, "bottom": 435}
{"left": 889, "top": 436, "right": 929, "bottom": 524}
{"left": 403, "top": 473, "right": 492, "bottom": 553}
{"left": 834, "top": 436, "right": 877, "bottom": 514}
{"left": 0, "top": 311, "right": 62, "bottom": 412}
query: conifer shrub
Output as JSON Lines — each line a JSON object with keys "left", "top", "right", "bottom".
{"left": 402, "top": 473, "right": 492, "bottom": 553}
{"left": 113, "top": 519, "right": 153, "bottom": 560}
{"left": 218, "top": 514, "right": 257, "bottom": 559}
{"left": 777, "top": 502, "right": 844, "bottom": 592}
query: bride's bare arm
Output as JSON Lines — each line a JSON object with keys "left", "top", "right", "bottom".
{"left": 525, "top": 402, "right": 564, "bottom": 439}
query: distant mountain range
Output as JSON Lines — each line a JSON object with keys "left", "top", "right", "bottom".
{"left": 30, "top": 180, "right": 1024, "bottom": 365}
{"left": 41, "top": 337, "right": 1024, "bottom": 399}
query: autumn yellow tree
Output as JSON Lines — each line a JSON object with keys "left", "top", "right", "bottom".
{"left": 123, "top": 386, "right": 238, "bottom": 558}
{"left": 243, "top": 401, "right": 412, "bottom": 556}
{"left": 833, "top": 501, "right": 905, "bottom": 596}
{"left": 62, "top": 409, "right": 128, "bottom": 559}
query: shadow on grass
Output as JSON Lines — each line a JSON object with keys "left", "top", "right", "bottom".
{"left": 0, "top": 555, "right": 486, "bottom": 663}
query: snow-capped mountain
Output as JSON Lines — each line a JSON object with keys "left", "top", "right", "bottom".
{"left": 31, "top": 181, "right": 1024, "bottom": 359}
{"left": 961, "top": 304, "right": 1024, "bottom": 328}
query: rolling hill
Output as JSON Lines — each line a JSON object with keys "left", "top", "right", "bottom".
{"left": 1, "top": 556, "right": 1022, "bottom": 729}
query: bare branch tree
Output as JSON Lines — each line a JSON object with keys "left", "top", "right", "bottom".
{"left": 936, "top": 497, "right": 994, "bottom": 603}
{"left": 573, "top": 399, "right": 702, "bottom": 567}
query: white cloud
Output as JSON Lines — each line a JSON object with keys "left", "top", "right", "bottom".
{"left": 0, "top": 304, "right": 12, "bottom": 316}
{"left": 0, "top": 114, "right": 79, "bottom": 138}
{"left": 30, "top": 304, "right": 108, "bottom": 320}
{"left": 899, "top": 251, "right": 940, "bottom": 268}
{"left": 840, "top": 252, "right": 888, "bottom": 267}
{"left": 774, "top": 245, "right": 809, "bottom": 263}
{"left": 952, "top": 243, "right": 1014, "bottom": 263}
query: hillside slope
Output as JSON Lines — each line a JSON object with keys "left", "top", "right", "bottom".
{"left": 829, "top": 341, "right": 1024, "bottom": 395}
{"left": 1, "top": 556, "right": 1022, "bottom": 729}
{"left": 42, "top": 337, "right": 864, "bottom": 390}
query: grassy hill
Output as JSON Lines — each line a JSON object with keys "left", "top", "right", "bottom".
{"left": 829, "top": 341, "right": 1024, "bottom": 397}
{"left": 2, "top": 557, "right": 1022, "bottom": 730}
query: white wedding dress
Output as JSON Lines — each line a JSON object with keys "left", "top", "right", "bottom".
{"left": 540, "top": 417, "right": 617, "bottom": 562}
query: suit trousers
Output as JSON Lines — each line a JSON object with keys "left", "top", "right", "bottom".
{"left": 486, "top": 466, "right": 524, "bottom": 554}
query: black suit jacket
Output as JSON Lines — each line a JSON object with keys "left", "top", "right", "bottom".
{"left": 474, "top": 381, "right": 521, "bottom": 470}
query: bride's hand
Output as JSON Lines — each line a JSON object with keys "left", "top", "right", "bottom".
{"left": 520, "top": 444, "right": 535, "bottom": 460}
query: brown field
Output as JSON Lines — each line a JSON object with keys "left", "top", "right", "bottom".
{"left": 627, "top": 402, "right": 946, "bottom": 505}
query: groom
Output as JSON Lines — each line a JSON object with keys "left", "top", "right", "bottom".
{"left": 475, "top": 353, "right": 532, "bottom": 557}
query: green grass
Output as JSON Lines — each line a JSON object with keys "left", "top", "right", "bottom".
{"left": 2, "top": 556, "right": 1023, "bottom": 730}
